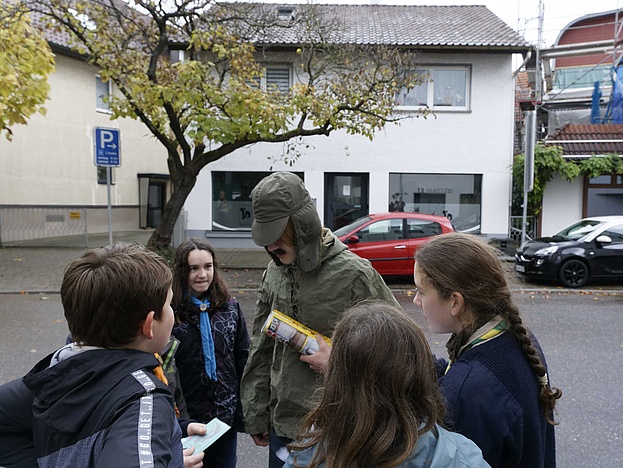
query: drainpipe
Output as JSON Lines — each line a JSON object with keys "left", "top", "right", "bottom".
{"left": 513, "top": 49, "right": 532, "bottom": 78}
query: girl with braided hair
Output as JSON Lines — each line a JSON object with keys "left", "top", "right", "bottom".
{"left": 413, "top": 232, "right": 562, "bottom": 468}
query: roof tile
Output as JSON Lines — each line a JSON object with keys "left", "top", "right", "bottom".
{"left": 545, "top": 123, "right": 623, "bottom": 155}
{"left": 249, "top": 4, "right": 529, "bottom": 50}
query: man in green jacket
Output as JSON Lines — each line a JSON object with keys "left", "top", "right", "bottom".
{"left": 240, "top": 171, "right": 400, "bottom": 468}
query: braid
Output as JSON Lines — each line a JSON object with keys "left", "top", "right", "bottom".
{"left": 505, "top": 303, "right": 562, "bottom": 424}
{"left": 416, "top": 233, "right": 563, "bottom": 426}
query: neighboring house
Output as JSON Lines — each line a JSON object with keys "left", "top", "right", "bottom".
{"left": 184, "top": 3, "right": 532, "bottom": 247}
{"left": 514, "top": 71, "right": 534, "bottom": 155}
{"left": 540, "top": 9, "right": 623, "bottom": 134}
{"left": 0, "top": 11, "right": 169, "bottom": 245}
{"left": 541, "top": 124, "right": 623, "bottom": 234}
{"left": 534, "top": 10, "right": 623, "bottom": 235}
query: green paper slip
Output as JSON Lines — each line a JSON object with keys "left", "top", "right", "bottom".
{"left": 181, "top": 417, "right": 231, "bottom": 453}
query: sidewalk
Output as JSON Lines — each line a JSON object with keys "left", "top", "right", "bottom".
{"left": 1, "top": 236, "right": 621, "bottom": 294}
{"left": 0, "top": 245, "right": 268, "bottom": 294}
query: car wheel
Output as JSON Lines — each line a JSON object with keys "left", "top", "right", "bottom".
{"left": 558, "top": 259, "right": 589, "bottom": 288}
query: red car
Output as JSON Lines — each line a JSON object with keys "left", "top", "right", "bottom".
{"left": 334, "top": 212, "right": 455, "bottom": 276}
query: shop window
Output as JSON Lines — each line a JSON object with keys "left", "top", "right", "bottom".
{"left": 212, "top": 171, "right": 303, "bottom": 230}
{"left": 389, "top": 173, "right": 482, "bottom": 233}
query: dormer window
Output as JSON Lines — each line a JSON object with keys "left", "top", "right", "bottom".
{"left": 277, "top": 6, "right": 295, "bottom": 20}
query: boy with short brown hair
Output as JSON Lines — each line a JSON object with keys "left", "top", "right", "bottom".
{"left": 1, "top": 243, "right": 186, "bottom": 467}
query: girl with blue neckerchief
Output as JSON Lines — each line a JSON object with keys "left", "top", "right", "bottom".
{"left": 172, "top": 238, "right": 250, "bottom": 468}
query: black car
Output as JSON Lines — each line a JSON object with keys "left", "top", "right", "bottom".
{"left": 515, "top": 216, "right": 623, "bottom": 287}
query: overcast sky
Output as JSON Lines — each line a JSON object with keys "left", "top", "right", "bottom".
{"left": 259, "top": 0, "right": 623, "bottom": 48}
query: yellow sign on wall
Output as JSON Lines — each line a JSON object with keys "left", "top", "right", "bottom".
{"left": 69, "top": 211, "right": 81, "bottom": 220}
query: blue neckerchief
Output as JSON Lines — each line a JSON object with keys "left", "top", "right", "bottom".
{"left": 189, "top": 295, "right": 217, "bottom": 381}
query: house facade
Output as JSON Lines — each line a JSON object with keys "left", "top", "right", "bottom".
{"left": 184, "top": 4, "right": 531, "bottom": 247}
{"left": 1, "top": 4, "right": 530, "bottom": 247}
{"left": 542, "top": 124, "right": 623, "bottom": 235}
{"left": 0, "top": 17, "right": 169, "bottom": 245}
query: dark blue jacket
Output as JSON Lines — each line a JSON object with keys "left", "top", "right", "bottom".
{"left": 2, "top": 347, "right": 184, "bottom": 468}
{"left": 172, "top": 298, "right": 249, "bottom": 431}
{"left": 437, "top": 331, "right": 556, "bottom": 468}
{"left": 0, "top": 378, "right": 36, "bottom": 467}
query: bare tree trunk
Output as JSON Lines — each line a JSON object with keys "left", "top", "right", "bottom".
{"left": 146, "top": 173, "right": 197, "bottom": 250}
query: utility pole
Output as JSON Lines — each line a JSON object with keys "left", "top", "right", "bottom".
{"left": 535, "top": 0, "right": 544, "bottom": 103}
{"left": 522, "top": 0, "right": 543, "bottom": 245}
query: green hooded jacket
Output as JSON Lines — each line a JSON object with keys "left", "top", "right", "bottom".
{"left": 240, "top": 228, "right": 400, "bottom": 439}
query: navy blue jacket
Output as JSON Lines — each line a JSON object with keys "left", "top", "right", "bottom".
{"left": 437, "top": 331, "right": 556, "bottom": 468}
{"left": 0, "top": 378, "right": 36, "bottom": 467}
{"left": 1, "top": 347, "right": 184, "bottom": 468}
{"left": 172, "top": 298, "right": 249, "bottom": 431}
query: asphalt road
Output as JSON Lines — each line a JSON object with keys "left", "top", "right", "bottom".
{"left": 1, "top": 289, "right": 622, "bottom": 467}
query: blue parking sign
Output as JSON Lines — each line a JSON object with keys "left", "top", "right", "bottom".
{"left": 94, "top": 127, "right": 121, "bottom": 167}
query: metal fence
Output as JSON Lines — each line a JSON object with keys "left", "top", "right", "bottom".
{"left": 509, "top": 216, "right": 537, "bottom": 245}
{"left": 0, "top": 206, "right": 150, "bottom": 248}
{"left": 1, "top": 205, "right": 537, "bottom": 251}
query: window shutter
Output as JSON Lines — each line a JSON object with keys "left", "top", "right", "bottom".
{"left": 266, "top": 67, "right": 290, "bottom": 92}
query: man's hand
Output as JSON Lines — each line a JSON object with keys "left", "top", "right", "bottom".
{"left": 300, "top": 334, "right": 331, "bottom": 373}
{"left": 251, "top": 432, "right": 270, "bottom": 446}
{"left": 183, "top": 447, "right": 204, "bottom": 468}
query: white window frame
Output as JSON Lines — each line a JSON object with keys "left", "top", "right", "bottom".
{"left": 396, "top": 65, "right": 471, "bottom": 111}
{"left": 96, "top": 75, "right": 112, "bottom": 113}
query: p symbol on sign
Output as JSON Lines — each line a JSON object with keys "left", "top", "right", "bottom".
{"left": 100, "top": 130, "right": 115, "bottom": 149}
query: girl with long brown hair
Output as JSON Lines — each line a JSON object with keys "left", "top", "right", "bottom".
{"left": 413, "top": 232, "right": 562, "bottom": 467}
{"left": 285, "top": 301, "right": 489, "bottom": 468}
{"left": 171, "top": 238, "right": 249, "bottom": 467}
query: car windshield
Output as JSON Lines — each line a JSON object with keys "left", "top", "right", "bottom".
{"left": 555, "top": 219, "right": 604, "bottom": 241}
{"left": 333, "top": 216, "right": 372, "bottom": 237}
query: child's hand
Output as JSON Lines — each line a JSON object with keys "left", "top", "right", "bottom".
{"left": 300, "top": 335, "right": 331, "bottom": 373}
{"left": 251, "top": 432, "right": 270, "bottom": 446}
{"left": 187, "top": 422, "right": 207, "bottom": 436}
{"left": 183, "top": 424, "right": 206, "bottom": 467}
{"left": 183, "top": 446, "right": 204, "bottom": 468}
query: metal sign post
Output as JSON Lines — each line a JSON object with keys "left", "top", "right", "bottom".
{"left": 94, "top": 127, "right": 121, "bottom": 245}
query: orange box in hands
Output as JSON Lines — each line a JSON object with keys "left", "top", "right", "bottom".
{"left": 261, "top": 310, "right": 332, "bottom": 355}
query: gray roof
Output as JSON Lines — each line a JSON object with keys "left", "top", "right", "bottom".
{"left": 34, "top": 2, "right": 530, "bottom": 55}
{"left": 243, "top": 3, "right": 531, "bottom": 51}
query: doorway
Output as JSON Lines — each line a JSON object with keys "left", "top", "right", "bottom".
{"left": 138, "top": 174, "right": 169, "bottom": 229}
{"left": 324, "top": 173, "right": 369, "bottom": 230}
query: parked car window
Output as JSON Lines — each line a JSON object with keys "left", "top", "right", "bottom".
{"left": 557, "top": 219, "right": 602, "bottom": 240}
{"left": 359, "top": 219, "right": 403, "bottom": 242}
{"left": 602, "top": 224, "right": 623, "bottom": 243}
{"left": 406, "top": 219, "right": 441, "bottom": 239}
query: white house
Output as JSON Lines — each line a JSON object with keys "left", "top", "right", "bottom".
{"left": 183, "top": 3, "right": 532, "bottom": 247}
{"left": 0, "top": 3, "right": 530, "bottom": 248}
{"left": 0, "top": 13, "right": 169, "bottom": 245}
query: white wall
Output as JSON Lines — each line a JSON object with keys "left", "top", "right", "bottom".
{"left": 185, "top": 51, "right": 516, "bottom": 238}
{"left": 541, "top": 174, "right": 584, "bottom": 235}
{"left": 0, "top": 54, "right": 168, "bottom": 207}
